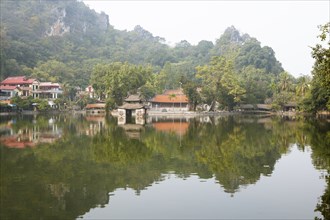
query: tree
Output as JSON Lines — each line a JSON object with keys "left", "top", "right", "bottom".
{"left": 211, "top": 26, "right": 242, "bottom": 59}
{"left": 239, "top": 66, "right": 273, "bottom": 104}
{"left": 182, "top": 79, "right": 201, "bottom": 111}
{"left": 310, "top": 23, "right": 330, "bottom": 111}
{"left": 271, "top": 71, "right": 295, "bottom": 109}
{"left": 278, "top": 71, "right": 293, "bottom": 92}
{"left": 168, "top": 93, "right": 176, "bottom": 111}
{"left": 32, "top": 60, "right": 73, "bottom": 83}
{"left": 235, "top": 38, "right": 283, "bottom": 75}
{"left": 295, "top": 75, "right": 311, "bottom": 97}
{"left": 90, "top": 62, "right": 153, "bottom": 105}
{"left": 197, "top": 56, "right": 245, "bottom": 111}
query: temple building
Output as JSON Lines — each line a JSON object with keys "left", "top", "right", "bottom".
{"left": 149, "top": 89, "right": 189, "bottom": 112}
{"left": 117, "top": 94, "right": 147, "bottom": 125}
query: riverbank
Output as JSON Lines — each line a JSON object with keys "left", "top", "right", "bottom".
{"left": 1, "top": 109, "right": 328, "bottom": 118}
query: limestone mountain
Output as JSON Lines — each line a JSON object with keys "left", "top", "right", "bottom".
{"left": 0, "top": 0, "right": 284, "bottom": 88}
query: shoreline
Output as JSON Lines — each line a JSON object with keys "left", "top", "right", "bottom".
{"left": 1, "top": 109, "right": 325, "bottom": 117}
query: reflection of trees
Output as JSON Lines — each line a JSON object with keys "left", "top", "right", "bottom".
{"left": 0, "top": 115, "right": 329, "bottom": 219}
{"left": 185, "top": 117, "right": 284, "bottom": 193}
{"left": 303, "top": 119, "right": 330, "bottom": 220}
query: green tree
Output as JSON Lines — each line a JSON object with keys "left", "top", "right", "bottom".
{"left": 240, "top": 66, "right": 273, "bottom": 104}
{"left": 296, "top": 75, "right": 311, "bottom": 97}
{"left": 197, "top": 56, "right": 245, "bottom": 110}
{"left": 278, "top": 71, "right": 293, "bottom": 92}
{"left": 182, "top": 79, "right": 201, "bottom": 111}
{"left": 90, "top": 62, "right": 153, "bottom": 105}
{"left": 310, "top": 23, "right": 330, "bottom": 111}
{"left": 168, "top": 93, "right": 176, "bottom": 111}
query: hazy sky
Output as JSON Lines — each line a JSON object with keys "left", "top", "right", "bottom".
{"left": 83, "top": 1, "right": 329, "bottom": 77}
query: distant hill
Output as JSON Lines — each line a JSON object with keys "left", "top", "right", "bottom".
{"left": 0, "top": 0, "right": 284, "bottom": 87}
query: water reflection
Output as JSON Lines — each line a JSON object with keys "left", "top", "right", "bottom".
{"left": 0, "top": 115, "right": 62, "bottom": 148}
{"left": 0, "top": 114, "right": 329, "bottom": 219}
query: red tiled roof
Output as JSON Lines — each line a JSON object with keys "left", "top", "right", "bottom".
{"left": 85, "top": 103, "right": 106, "bottom": 109}
{"left": 1, "top": 76, "right": 36, "bottom": 85}
{"left": 150, "top": 95, "right": 188, "bottom": 103}
{"left": 0, "top": 85, "right": 17, "bottom": 90}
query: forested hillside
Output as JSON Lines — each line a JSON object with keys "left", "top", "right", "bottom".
{"left": 1, "top": 0, "right": 282, "bottom": 86}
{"left": 3, "top": 0, "right": 326, "bottom": 112}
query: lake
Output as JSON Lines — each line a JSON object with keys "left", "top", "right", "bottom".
{"left": 0, "top": 114, "right": 329, "bottom": 219}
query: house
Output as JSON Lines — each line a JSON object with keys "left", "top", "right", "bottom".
{"left": 31, "top": 81, "right": 62, "bottom": 99}
{"left": 85, "top": 85, "right": 97, "bottom": 99}
{"left": 239, "top": 104, "right": 255, "bottom": 111}
{"left": 0, "top": 85, "right": 19, "bottom": 100}
{"left": 1, "top": 76, "right": 36, "bottom": 87}
{"left": 0, "top": 76, "right": 37, "bottom": 97}
{"left": 256, "top": 104, "right": 272, "bottom": 111}
{"left": 283, "top": 102, "right": 297, "bottom": 111}
{"left": 149, "top": 89, "right": 189, "bottom": 112}
{"left": 1, "top": 76, "right": 63, "bottom": 100}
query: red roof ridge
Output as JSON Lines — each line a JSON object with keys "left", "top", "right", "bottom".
{"left": 150, "top": 94, "right": 188, "bottom": 103}
{"left": 1, "top": 76, "right": 37, "bottom": 85}
{"left": 0, "top": 85, "right": 18, "bottom": 90}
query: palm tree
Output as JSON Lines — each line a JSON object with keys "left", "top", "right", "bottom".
{"left": 279, "top": 71, "right": 292, "bottom": 92}
{"left": 296, "top": 75, "right": 310, "bottom": 97}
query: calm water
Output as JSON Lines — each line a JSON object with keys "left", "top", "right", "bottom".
{"left": 0, "top": 114, "right": 329, "bottom": 219}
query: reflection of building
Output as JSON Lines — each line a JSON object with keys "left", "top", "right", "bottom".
{"left": 0, "top": 118, "right": 62, "bottom": 148}
{"left": 118, "top": 124, "right": 144, "bottom": 139}
{"left": 84, "top": 116, "right": 106, "bottom": 136}
{"left": 152, "top": 121, "right": 189, "bottom": 136}
{"left": 149, "top": 89, "right": 189, "bottom": 112}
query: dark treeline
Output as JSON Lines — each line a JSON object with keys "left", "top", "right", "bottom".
{"left": 1, "top": 0, "right": 329, "bottom": 112}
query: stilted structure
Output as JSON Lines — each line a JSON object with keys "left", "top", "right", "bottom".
{"left": 117, "top": 94, "right": 147, "bottom": 125}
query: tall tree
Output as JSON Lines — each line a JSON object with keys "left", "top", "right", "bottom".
{"left": 295, "top": 75, "right": 311, "bottom": 97}
{"left": 90, "top": 62, "right": 153, "bottom": 105}
{"left": 310, "top": 23, "right": 330, "bottom": 111}
{"left": 197, "top": 56, "right": 245, "bottom": 110}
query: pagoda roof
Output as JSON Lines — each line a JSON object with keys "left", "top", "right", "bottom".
{"left": 125, "top": 94, "right": 142, "bottom": 102}
{"left": 118, "top": 103, "right": 145, "bottom": 110}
